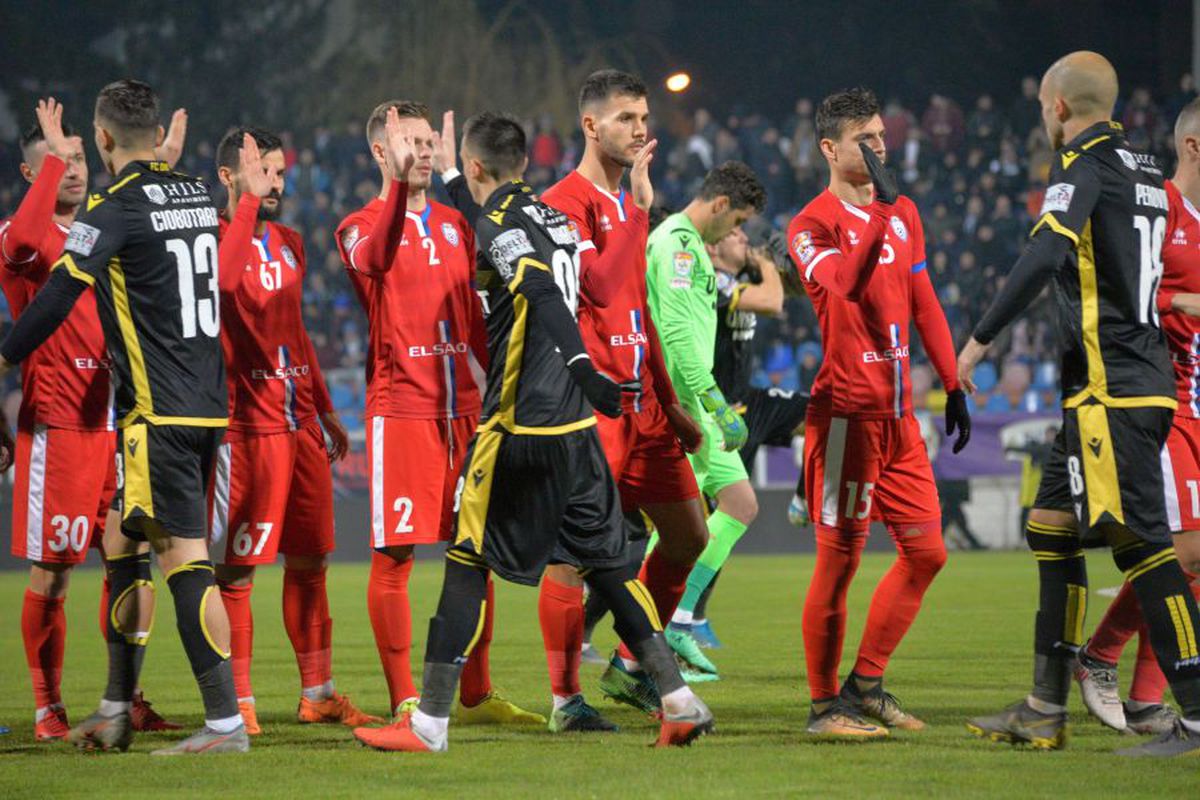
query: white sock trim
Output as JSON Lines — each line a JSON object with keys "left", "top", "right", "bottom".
{"left": 98, "top": 699, "right": 131, "bottom": 716}
{"left": 671, "top": 609, "right": 693, "bottom": 626}
{"left": 552, "top": 693, "right": 581, "bottom": 711}
{"left": 206, "top": 713, "right": 243, "bottom": 734}
{"left": 411, "top": 708, "right": 449, "bottom": 747}
{"left": 661, "top": 685, "right": 697, "bottom": 716}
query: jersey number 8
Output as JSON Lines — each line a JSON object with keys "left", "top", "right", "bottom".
{"left": 166, "top": 233, "right": 220, "bottom": 339}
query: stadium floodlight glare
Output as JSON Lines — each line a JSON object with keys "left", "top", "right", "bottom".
{"left": 666, "top": 72, "right": 692, "bottom": 92}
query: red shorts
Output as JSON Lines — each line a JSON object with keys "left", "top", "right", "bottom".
{"left": 596, "top": 401, "right": 699, "bottom": 511}
{"left": 209, "top": 422, "right": 334, "bottom": 565}
{"left": 368, "top": 415, "right": 477, "bottom": 548}
{"left": 1161, "top": 414, "right": 1200, "bottom": 533}
{"left": 805, "top": 414, "right": 940, "bottom": 532}
{"left": 11, "top": 425, "right": 116, "bottom": 564}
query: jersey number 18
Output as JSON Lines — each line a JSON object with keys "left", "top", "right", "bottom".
{"left": 1133, "top": 214, "right": 1165, "bottom": 327}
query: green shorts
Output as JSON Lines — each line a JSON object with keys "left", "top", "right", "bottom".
{"left": 688, "top": 412, "right": 750, "bottom": 496}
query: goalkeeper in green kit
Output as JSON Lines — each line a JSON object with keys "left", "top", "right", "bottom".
{"left": 645, "top": 162, "right": 766, "bottom": 677}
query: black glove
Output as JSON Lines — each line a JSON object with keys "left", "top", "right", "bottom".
{"left": 945, "top": 388, "right": 971, "bottom": 454}
{"left": 569, "top": 359, "right": 627, "bottom": 418}
{"left": 859, "top": 142, "right": 898, "bottom": 205}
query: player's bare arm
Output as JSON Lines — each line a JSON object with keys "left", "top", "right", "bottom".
{"left": 731, "top": 249, "right": 784, "bottom": 316}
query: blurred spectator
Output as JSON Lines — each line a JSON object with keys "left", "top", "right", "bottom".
{"left": 922, "top": 93, "right": 965, "bottom": 153}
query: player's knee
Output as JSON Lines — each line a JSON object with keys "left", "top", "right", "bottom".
{"left": 167, "top": 560, "right": 226, "bottom": 672}
{"left": 29, "top": 561, "right": 73, "bottom": 598}
{"left": 720, "top": 483, "right": 759, "bottom": 526}
{"left": 106, "top": 552, "right": 153, "bottom": 644}
{"left": 215, "top": 563, "right": 255, "bottom": 587}
{"left": 1024, "top": 514, "right": 1082, "bottom": 560}
{"left": 378, "top": 544, "right": 415, "bottom": 564}
{"left": 284, "top": 554, "right": 327, "bottom": 573}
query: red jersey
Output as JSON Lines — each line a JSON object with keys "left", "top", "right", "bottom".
{"left": 0, "top": 155, "right": 112, "bottom": 431}
{"left": 541, "top": 170, "right": 659, "bottom": 411}
{"left": 789, "top": 190, "right": 937, "bottom": 420}
{"left": 1159, "top": 180, "right": 1200, "bottom": 418}
{"left": 217, "top": 208, "right": 332, "bottom": 435}
{"left": 336, "top": 191, "right": 482, "bottom": 420}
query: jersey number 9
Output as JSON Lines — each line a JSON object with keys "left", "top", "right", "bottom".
{"left": 166, "top": 233, "right": 221, "bottom": 339}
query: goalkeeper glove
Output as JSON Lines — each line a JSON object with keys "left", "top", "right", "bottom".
{"left": 859, "top": 142, "right": 899, "bottom": 205}
{"left": 700, "top": 385, "right": 748, "bottom": 452}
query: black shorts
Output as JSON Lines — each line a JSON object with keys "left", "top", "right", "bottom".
{"left": 740, "top": 387, "right": 809, "bottom": 468}
{"left": 450, "top": 425, "right": 627, "bottom": 586}
{"left": 1033, "top": 404, "right": 1171, "bottom": 544}
{"left": 117, "top": 423, "right": 224, "bottom": 541}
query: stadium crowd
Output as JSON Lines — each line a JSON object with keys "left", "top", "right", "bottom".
{"left": 0, "top": 73, "right": 1195, "bottom": 432}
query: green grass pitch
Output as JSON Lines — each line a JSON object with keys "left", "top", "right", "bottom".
{"left": 0, "top": 551, "right": 1195, "bottom": 798}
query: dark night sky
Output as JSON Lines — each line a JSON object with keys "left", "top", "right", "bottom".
{"left": 492, "top": 0, "right": 1194, "bottom": 113}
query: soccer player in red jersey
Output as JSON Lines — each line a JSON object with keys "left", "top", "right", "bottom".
{"left": 211, "top": 127, "right": 377, "bottom": 734}
{"left": 1071, "top": 100, "right": 1200, "bottom": 736}
{"left": 537, "top": 70, "right": 709, "bottom": 728}
{"left": 336, "top": 102, "right": 541, "bottom": 725}
{"left": 3, "top": 99, "right": 178, "bottom": 740}
{"left": 785, "top": 88, "right": 970, "bottom": 737}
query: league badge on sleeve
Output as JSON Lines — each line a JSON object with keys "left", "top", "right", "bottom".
{"left": 64, "top": 221, "right": 101, "bottom": 256}
{"left": 1040, "top": 183, "right": 1075, "bottom": 215}
{"left": 340, "top": 225, "right": 360, "bottom": 252}
{"left": 792, "top": 230, "right": 816, "bottom": 266}
{"left": 441, "top": 222, "right": 460, "bottom": 247}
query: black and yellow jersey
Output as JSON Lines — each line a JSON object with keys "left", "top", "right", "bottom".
{"left": 474, "top": 180, "right": 592, "bottom": 434}
{"left": 1031, "top": 120, "right": 1174, "bottom": 409}
{"left": 55, "top": 159, "right": 226, "bottom": 428}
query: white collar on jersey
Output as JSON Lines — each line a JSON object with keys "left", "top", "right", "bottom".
{"left": 584, "top": 174, "right": 628, "bottom": 223}
{"left": 1182, "top": 194, "right": 1200, "bottom": 229}
{"left": 839, "top": 198, "right": 871, "bottom": 222}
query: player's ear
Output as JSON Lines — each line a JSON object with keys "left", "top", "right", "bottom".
{"left": 581, "top": 112, "right": 597, "bottom": 141}
{"left": 155, "top": 124, "right": 165, "bottom": 148}
{"left": 520, "top": 155, "right": 529, "bottom": 175}
{"left": 713, "top": 195, "right": 730, "bottom": 215}
{"left": 818, "top": 137, "right": 837, "bottom": 163}
{"left": 216, "top": 165, "right": 235, "bottom": 189}
{"left": 1053, "top": 96, "right": 1069, "bottom": 123}
{"left": 18, "top": 162, "right": 34, "bottom": 184}
{"left": 1185, "top": 135, "right": 1200, "bottom": 162}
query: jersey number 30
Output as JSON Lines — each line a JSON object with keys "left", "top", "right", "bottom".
{"left": 166, "top": 233, "right": 220, "bottom": 339}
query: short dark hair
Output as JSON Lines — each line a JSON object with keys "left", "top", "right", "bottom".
{"left": 816, "top": 87, "right": 881, "bottom": 141}
{"left": 95, "top": 79, "right": 160, "bottom": 146}
{"left": 579, "top": 69, "right": 647, "bottom": 113}
{"left": 19, "top": 119, "right": 77, "bottom": 157}
{"left": 698, "top": 161, "right": 766, "bottom": 212}
{"left": 365, "top": 99, "right": 429, "bottom": 144}
{"left": 216, "top": 126, "right": 284, "bottom": 171}
{"left": 461, "top": 112, "right": 526, "bottom": 180}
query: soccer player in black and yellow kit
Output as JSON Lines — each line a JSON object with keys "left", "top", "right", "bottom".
{"left": 352, "top": 111, "right": 713, "bottom": 752}
{"left": 0, "top": 80, "right": 246, "bottom": 755}
{"left": 958, "top": 51, "right": 1200, "bottom": 756}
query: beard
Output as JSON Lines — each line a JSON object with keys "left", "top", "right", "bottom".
{"left": 599, "top": 136, "right": 636, "bottom": 169}
{"left": 257, "top": 191, "right": 283, "bottom": 221}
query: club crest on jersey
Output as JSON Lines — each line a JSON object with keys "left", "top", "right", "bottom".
{"left": 341, "top": 225, "right": 360, "bottom": 251}
{"left": 1173, "top": 227, "right": 1188, "bottom": 246}
{"left": 1040, "top": 183, "right": 1075, "bottom": 215}
{"left": 890, "top": 216, "right": 908, "bottom": 242}
{"left": 142, "top": 185, "right": 168, "bottom": 205}
{"left": 791, "top": 230, "right": 816, "bottom": 265}
{"left": 441, "top": 222, "right": 460, "bottom": 247}
{"left": 599, "top": 213, "right": 613, "bottom": 232}
{"left": 280, "top": 245, "right": 298, "bottom": 270}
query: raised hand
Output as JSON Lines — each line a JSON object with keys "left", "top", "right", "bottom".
{"left": 239, "top": 133, "right": 272, "bottom": 198}
{"left": 431, "top": 110, "right": 457, "bottom": 173}
{"left": 384, "top": 106, "right": 416, "bottom": 180}
{"left": 859, "top": 142, "right": 898, "bottom": 204}
{"left": 156, "top": 108, "right": 188, "bottom": 168}
{"left": 631, "top": 138, "right": 658, "bottom": 211}
{"left": 35, "top": 98, "right": 69, "bottom": 160}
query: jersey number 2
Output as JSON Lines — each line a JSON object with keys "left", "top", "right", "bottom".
{"left": 1133, "top": 215, "right": 1165, "bottom": 327}
{"left": 166, "top": 233, "right": 220, "bottom": 339}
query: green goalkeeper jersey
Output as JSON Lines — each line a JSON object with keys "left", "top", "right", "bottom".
{"left": 645, "top": 212, "right": 717, "bottom": 413}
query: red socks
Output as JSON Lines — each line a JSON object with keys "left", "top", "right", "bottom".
{"left": 460, "top": 576, "right": 495, "bottom": 706}
{"left": 22, "top": 589, "right": 66, "bottom": 711}
{"left": 853, "top": 522, "right": 947, "bottom": 678}
{"left": 802, "top": 526, "right": 866, "bottom": 699}
{"left": 367, "top": 552, "right": 416, "bottom": 710}
{"left": 283, "top": 567, "right": 333, "bottom": 692}
{"left": 616, "top": 550, "right": 691, "bottom": 661}
{"left": 1086, "top": 580, "right": 1142, "bottom": 664}
{"left": 1130, "top": 624, "right": 1168, "bottom": 704}
{"left": 217, "top": 580, "right": 255, "bottom": 700}
{"left": 539, "top": 575, "right": 583, "bottom": 698}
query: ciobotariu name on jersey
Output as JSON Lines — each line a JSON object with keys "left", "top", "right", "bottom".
{"left": 862, "top": 345, "right": 910, "bottom": 363}
{"left": 150, "top": 206, "right": 220, "bottom": 233}
{"left": 610, "top": 332, "right": 649, "bottom": 347}
{"left": 408, "top": 342, "right": 469, "bottom": 358}
{"left": 252, "top": 365, "right": 311, "bottom": 380}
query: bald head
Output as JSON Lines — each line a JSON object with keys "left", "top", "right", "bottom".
{"left": 1177, "top": 96, "right": 1200, "bottom": 143}
{"left": 1042, "top": 51, "right": 1119, "bottom": 118}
